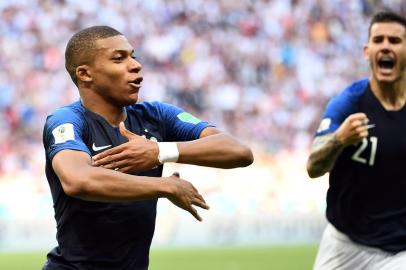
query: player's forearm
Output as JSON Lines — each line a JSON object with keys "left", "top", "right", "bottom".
{"left": 62, "top": 166, "right": 171, "bottom": 202}
{"left": 176, "top": 133, "right": 253, "bottom": 168}
{"left": 307, "top": 133, "right": 345, "bottom": 178}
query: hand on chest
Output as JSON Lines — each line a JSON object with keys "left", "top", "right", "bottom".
{"left": 89, "top": 122, "right": 162, "bottom": 155}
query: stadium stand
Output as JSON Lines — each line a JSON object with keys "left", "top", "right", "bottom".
{"left": 0, "top": 0, "right": 405, "bottom": 249}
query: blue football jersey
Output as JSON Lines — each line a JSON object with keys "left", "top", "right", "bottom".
{"left": 42, "top": 100, "right": 210, "bottom": 270}
{"left": 316, "top": 79, "right": 406, "bottom": 252}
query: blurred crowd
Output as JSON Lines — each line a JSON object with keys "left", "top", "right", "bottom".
{"left": 0, "top": 0, "right": 405, "bottom": 179}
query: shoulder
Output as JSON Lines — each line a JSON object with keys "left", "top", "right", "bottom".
{"left": 44, "top": 101, "right": 87, "bottom": 131}
{"left": 127, "top": 101, "right": 182, "bottom": 119}
{"left": 43, "top": 101, "right": 91, "bottom": 159}
{"left": 324, "top": 78, "right": 369, "bottom": 113}
{"left": 316, "top": 79, "right": 369, "bottom": 136}
{"left": 128, "top": 101, "right": 178, "bottom": 111}
{"left": 46, "top": 101, "right": 85, "bottom": 122}
{"left": 330, "top": 78, "right": 369, "bottom": 105}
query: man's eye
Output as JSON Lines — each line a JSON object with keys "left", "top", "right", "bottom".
{"left": 389, "top": 37, "right": 402, "bottom": 44}
{"left": 373, "top": 37, "right": 383, "bottom": 43}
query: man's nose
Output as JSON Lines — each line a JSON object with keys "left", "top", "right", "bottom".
{"left": 381, "top": 38, "right": 392, "bottom": 50}
{"left": 129, "top": 58, "right": 142, "bottom": 73}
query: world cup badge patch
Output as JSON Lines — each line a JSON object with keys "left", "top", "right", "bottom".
{"left": 52, "top": 123, "right": 75, "bottom": 144}
{"left": 317, "top": 118, "right": 331, "bottom": 133}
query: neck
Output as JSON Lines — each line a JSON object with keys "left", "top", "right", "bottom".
{"left": 79, "top": 88, "right": 126, "bottom": 127}
{"left": 369, "top": 75, "right": 406, "bottom": 111}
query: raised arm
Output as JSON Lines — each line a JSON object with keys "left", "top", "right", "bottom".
{"left": 93, "top": 123, "right": 253, "bottom": 172}
{"left": 307, "top": 113, "right": 370, "bottom": 178}
{"left": 53, "top": 149, "right": 209, "bottom": 221}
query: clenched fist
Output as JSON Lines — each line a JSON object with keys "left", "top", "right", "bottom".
{"left": 335, "top": 113, "right": 370, "bottom": 146}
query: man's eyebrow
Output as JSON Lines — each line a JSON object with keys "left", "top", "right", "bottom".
{"left": 372, "top": 32, "right": 403, "bottom": 37}
{"left": 111, "top": 49, "right": 134, "bottom": 54}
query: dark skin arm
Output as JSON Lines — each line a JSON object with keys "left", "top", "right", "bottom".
{"left": 307, "top": 112, "right": 370, "bottom": 178}
{"left": 177, "top": 127, "right": 253, "bottom": 168}
{"left": 52, "top": 149, "right": 209, "bottom": 221}
{"left": 92, "top": 123, "right": 253, "bottom": 173}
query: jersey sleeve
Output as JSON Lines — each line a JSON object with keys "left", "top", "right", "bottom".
{"left": 43, "top": 107, "right": 91, "bottom": 161}
{"left": 152, "top": 101, "right": 213, "bottom": 141}
{"left": 315, "top": 79, "right": 369, "bottom": 137}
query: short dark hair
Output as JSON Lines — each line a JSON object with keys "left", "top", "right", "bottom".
{"left": 65, "top": 26, "right": 122, "bottom": 85}
{"left": 368, "top": 10, "right": 406, "bottom": 38}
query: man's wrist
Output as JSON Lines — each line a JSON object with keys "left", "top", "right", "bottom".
{"left": 157, "top": 142, "right": 179, "bottom": 164}
{"left": 333, "top": 132, "right": 345, "bottom": 146}
{"left": 332, "top": 133, "right": 347, "bottom": 153}
{"left": 158, "top": 178, "right": 174, "bottom": 198}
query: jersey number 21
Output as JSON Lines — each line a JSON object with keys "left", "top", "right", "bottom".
{"left": 351, "top": 136, "right": 378, "bottom": 166}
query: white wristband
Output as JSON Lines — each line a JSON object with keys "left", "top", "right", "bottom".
{"left": 157, "top": 142, "right": 179, "bottom": 164}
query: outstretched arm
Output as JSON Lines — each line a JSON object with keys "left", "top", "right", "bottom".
{"left": 176, "top": 127, "right": 253, "bottom": 168}
{"left": 53, "top": 149, "right": 209, "bottom": 221}
{"left": 307, "top": 112, "right": 370, "bottom": 178}
{"left": 93, "top": 123, "right": 253, "bottom": 172}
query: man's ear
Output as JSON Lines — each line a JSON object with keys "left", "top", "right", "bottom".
{"left": 76, "top": 65, "right": 92, "bottom": 83}
{"left": 363, "top": 44, "right": 369, "bottom": 61}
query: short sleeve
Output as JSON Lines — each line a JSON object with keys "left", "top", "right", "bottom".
{"left": 315, "top": 79, "right": 369, "bottom": 137}
{"left": 43, "top": 107, "right": 91, "bottom": 161}
{"left": 152, "top": 102, "right": 213, "bottom": 141}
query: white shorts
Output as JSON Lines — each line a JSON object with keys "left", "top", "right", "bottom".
{"left": 313, "top": 223, "right": 406, "bottom": 270}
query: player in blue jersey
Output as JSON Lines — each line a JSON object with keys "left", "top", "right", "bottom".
{"left": 42, "top": 26, "right": 253, "bottom": 270}
{"left": 307, "top": 11, "right": 406, "bottom": 270}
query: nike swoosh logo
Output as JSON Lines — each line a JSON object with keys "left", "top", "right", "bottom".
{"left": 92, "top": 143, "right": 112, "bottom": 152}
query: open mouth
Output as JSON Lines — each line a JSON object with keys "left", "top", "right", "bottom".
{"left": 377, "top": 57, "right": 395, "bottom": 71}
{"left": 129, "top": 77, "right": 143, "bottom": 88}
{"left": 134, "top": 77, "right": 143, "bottom": 84}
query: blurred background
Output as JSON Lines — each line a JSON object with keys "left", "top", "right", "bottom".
{"left": 0, "top": 0, "right": 405, "bottom": 269}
